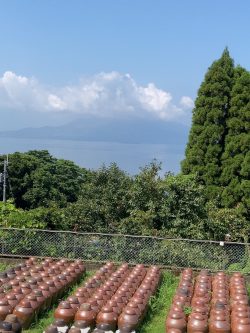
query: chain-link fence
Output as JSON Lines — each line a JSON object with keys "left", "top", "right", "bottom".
{"left": 0, "top": 228, "right": 249, "bottom": 271}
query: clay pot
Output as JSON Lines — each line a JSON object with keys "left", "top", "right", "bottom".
{"left": 13, "top": 300, "right": 34, "bottom": 329}
{"left": 231, "top": 317, "right": 250, "bottom": 333}
{"left": 74, "top": 303, "right": 96, "bottom": 329}
{"left": 43, "top": 324, "right": 59, "bottom": 333}
{"left": 118, "top": 307, "right": 140, "bottom": 333}
{"left": 67, "top": 297, "right": 80, "bottom": 311}
{"left": 4, "top": 315, "right": 22, "bottom": 333}
{"left": 208, "top": 314, "right": 230, "bottom": 333}
{"left": 96, "top": 305, "right": 118, "bottom": 331}
{"left": 54, "top": 301, "right": 76, "bottom": 324}
{"left": 166, "top": 311, "right": 186, "bottom": 333}
{"left": 5, "top": 293, "right": 19, "bottom": 309}
{"left": 52, "top": 319, "right": 69, "bottom": 333}
{"left": 187, "top": 313, "right": 208, "bottom": 333}
{"left": 0, "top": 299, "right": 12, "bottom": 320}
{"left": 19, "top": 283, "right": 32, "bottom": 295}
{"left": 11, "top": 288, "right": 24, "bottom": 302}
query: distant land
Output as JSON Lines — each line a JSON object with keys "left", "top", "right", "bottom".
{"left": 0, "top": 116, "right": 189, "bottom": 145}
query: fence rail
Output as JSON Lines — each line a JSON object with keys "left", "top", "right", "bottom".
{"left": 0, "top": 228, "right": 249, "bottom": 270}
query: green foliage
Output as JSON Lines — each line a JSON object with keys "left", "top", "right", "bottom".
{"left": 206, "top": 201, "right": 248, "bottom": 241}
{"left": 64, "top": 163, "right": 132, "bottom": 232}
{"left": 0, "top": 150, "right": 90, "bottom": 209}
{"left": 182, "top": 48, "right": 234, "bottom": 198}
{"left": 0, "top": 201, "right": 46, "bottom": 229}
{"left": 160, "top": 174, "right": 207, "bottom": 238}
{"left": 221, "top": 67, "right": 250, "bottom": 218}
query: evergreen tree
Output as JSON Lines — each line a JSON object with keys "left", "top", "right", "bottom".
{"left": 221, "top": 67, "right": 250, "bottom": 217}
{"left": 181, "top": 48, "right": 234, "bottom": 198}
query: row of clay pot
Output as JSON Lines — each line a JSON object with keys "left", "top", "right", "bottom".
{"left": 0, "top": 257, "right": 40, "bottom": 286}
{"left": 70, "top": 263, "right": 131, "bottom": 330}
{"left": 0, "top": 257, "right": 86, "bottom": 329}
{"left": 0, "top": 257, "right": 45, "bottom": 290}
{"left": 209, "top": 271, "right": 231, "bottom": 333}
{"left": 166, "top": 269, "right": 250, "bottom": 333}
{"left": 230, "top": 273, "right": 250, "bottom": 333}
{"left": 187, "top": 270, "right": 212, "bottom": 333}
{"left": 44, "top": 263, "right": 126, "bottom": 333}
{"left": 54, "top": 262, "right": 117, "bottom": 325}
{"left": 166, "top": 268, "right": 194, "bottom": 333}
{"left": 93, "top": 264, "right": 147, "bottom": 332}
{"left": 116, "top": 265, "right": 161, "bottom": 333}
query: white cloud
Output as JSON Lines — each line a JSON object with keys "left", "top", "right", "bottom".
{"left": 180, "top": 96, "right": 194, "bottom": 109}
{"left": 0, "top": 70, "right": 194, "bottom": 122}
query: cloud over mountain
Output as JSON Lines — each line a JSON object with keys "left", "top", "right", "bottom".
{"left": 0, "top": 71, "right": 193, "bottom": 122}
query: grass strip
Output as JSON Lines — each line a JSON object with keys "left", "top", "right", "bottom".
{"left": 138, "top": 271, "right": 179, "bottom": 333}
{"left": 0, "top": 262, "right": 13, "bottom": 271}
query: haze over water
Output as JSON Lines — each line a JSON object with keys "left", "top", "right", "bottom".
{"left": 0, "top": 138, "right": 183, "bottom": 175}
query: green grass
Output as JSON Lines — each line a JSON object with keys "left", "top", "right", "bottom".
{"left": 138, "top": 272, "right": 179, "bottom": 333}
{"left": 24, "top": 271, "right": 94, "bottom": 333}
{"left": 0, "top": 262, "right": 13, "bottom": 271}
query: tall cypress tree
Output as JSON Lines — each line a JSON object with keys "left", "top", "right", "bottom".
{"left": 221, "top": 67, "right": 250, "bottom": 217}
{"left": 181, "top": 48, "right": 234, "bottom": 198}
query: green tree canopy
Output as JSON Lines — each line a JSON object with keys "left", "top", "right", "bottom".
{"left": 182, "top": 48, "right": 234, "bottom": 199}
{"left": 221, "top": 67, "right": 250, "bottom": 216}
{"left": 0, "top": 150, "right": 90, "bottom": 209}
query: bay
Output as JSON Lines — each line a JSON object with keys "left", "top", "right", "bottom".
{"left": 0, "top": 137, "right": 184, "bottom": 174}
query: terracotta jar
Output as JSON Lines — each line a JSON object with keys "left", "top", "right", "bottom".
{"left": 43, "top": 324, "right": 59, "bottom": 333}
{"left": 232, "top": 317, "right": 250, "bottom": 333}
{"left": 74, "top": 289, "right": 87, "bottom": 304}
{"left": 6, "top": 269, "right": 16, "bottom": 280}
{"left": 15, "top": 276, "right": 25, "bottom": 283}
{"left": 25, "top": 294, "right": 41, "bottom": 314}
{"left": 19, "top": 283, "right": 32, "bottom": 296}
{"left": 4, "top": 315, "right": 22, "bottom": 333}
{"left": 67, "top": 296, "right": 80, "bottom": 311}
{"left": 52, "top": 319, "right": 69, "bottom": 333}
{"left": 13, "top": 300, "right": 34, "bottom": 329}
{"left": 118, "top": 307, "right": 140, "bottom": 333}
{"left": 74, "top": 303, "right": 96, "bottom": 329}
{"left": 187, "top": 313, "right": 208, "bottom": 333}
{"left": 32, "top": 289, "right": 46, "bottom": 311}
{"left": 57, "top": 275, "right": 68, "bottom": 292}
{"left": 68, "top": 328, "right": 80, "bottom": 333}
{"left": 166, "top": 311, "right": 186, "bottom": 333}
{"left": 0, "top": 299, "right": 12, "bottom": 320}
{"left": 9, "top": 280, "right": 19, "bottom": 289}
{"left": 208, "top": 314, "right": 230, "bottom": 333}
{"left": 39, "top": 284, "right": 52, "bottom": 308}
{"left": 0, "top": 273, "right": 9, "bottom": 285}
{"left": 71, "top": 320, "right": 91, "bottom": 331}
{"left": 54, "top": 301, "right": 76, "bottom": 324}
{"left": 5, "top": 293, "right": 19, "bottom": 309}
{"left": 52, "top": 277, "right": 64, "bottom": 298}
{"left": 11, "top": 288, "right": 24, "bottom": 302}
{"left": 46, "top": 281, "right": 59, "bottom": 303}
{"left": 96, "top": 305, "right": 118, "bottom": 331}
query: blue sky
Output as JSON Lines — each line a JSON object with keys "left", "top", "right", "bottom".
{"left": 0, "top": 0, "right": 250, "bottom": 131}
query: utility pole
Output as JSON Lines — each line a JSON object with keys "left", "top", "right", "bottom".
{"left": 3, "top": 159, "right": 7, "bottom": 203}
